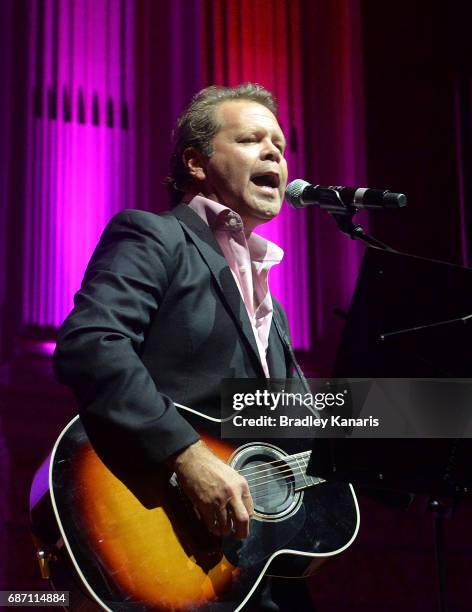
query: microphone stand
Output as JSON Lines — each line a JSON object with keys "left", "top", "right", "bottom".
{"left": 320, "top": 180, "right": 460, "bottom": 612}
{"left": 316, "top": 187, "right": 397, "bottom": 252}
{"left": 333, "top": 214, "right": 396, "bottom": 252}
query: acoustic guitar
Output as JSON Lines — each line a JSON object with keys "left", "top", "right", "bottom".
{"left": 30, "top": 406, "right": 359, "bottom": 611}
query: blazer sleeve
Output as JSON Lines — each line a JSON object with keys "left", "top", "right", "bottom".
{"left": 53, "top": 209, "right": 200, "bottom": 466}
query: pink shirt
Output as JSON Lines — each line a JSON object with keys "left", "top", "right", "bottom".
{"left": 188, "top": 195, "right": 284, "bottom": 377}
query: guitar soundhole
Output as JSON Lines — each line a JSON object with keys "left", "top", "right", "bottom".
{"left": 230, "top": 444, "right": 301, "bottom": 520}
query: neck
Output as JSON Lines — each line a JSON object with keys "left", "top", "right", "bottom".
{"left": 184, "top": 191, "right": 261, "bottom": 238}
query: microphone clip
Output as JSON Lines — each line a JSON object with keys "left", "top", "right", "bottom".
{"left": 309, "top": 187, "right": 352, "bottom": 215}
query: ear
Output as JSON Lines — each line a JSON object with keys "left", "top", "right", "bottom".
{"left": 182, "top": 147, "right": 207, "bottom": 183}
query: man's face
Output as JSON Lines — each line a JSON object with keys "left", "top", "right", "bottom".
{"left": 197, "top": 100, "right": 288, "bottom": 231}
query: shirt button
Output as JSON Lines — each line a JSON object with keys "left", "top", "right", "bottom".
{"left": 228, "top": 217, "right": 239, "bottom": 227}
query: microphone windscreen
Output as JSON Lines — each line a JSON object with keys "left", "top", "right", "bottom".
{"left": 285, "top": 179, "right": 310, "bottom": 208}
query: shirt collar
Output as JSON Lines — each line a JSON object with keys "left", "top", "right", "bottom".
{"left": 187, "top": 195, "right": 284, "bottom": 264}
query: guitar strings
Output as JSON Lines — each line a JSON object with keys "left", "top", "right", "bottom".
{"left": 239, "top": 464, "right": 317, "bottom": 489}
{"left": 241, "top": 462, "right": 325, "bottom": 493}
{"left": 236, "top": 455, "right": 311, "bottom": 482}
{"left": 249, "top": 481, "right": 315, "bottom": 503}
{"left": 236, "top": 450, "right": 311, "bottom": 479}
{"left": 232, "top": 450, "right": 323, "bottom": 503}
{"left": 248, "top": 474, "right": 325, "bottom": 505}
{"left": 241, "top": 460, "right": 310, "bottom": 485}
{"left": 249, "top": 472, "right": 325, "bottom": 503}
{"left": 248, "top": 470, "right": 321, "bottom": 490}
{"left": 237, "top": 449, "right": 310, "bottom": 471}
{"left": 245, "top": 465, "right": 319, "bottom": 489}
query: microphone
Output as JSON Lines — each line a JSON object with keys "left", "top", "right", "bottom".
{"left": 285, "top": 179, "right": 407, "bottom": 211}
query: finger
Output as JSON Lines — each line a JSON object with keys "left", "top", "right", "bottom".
{"left": 242, "top": 489, "right": 254, "bottom": 518}
{"left": 228, "top": 496, "right": 250, "bottom": 540}
{"left": 199, "top": 505, "right": 222, "bottom": 536}
{"left": 214, "top": 505, "right": 232, "bottom": 537}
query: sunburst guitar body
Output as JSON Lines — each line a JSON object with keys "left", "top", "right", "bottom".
{"left": 30, "top": 408, "right": 359, "bottom": 611}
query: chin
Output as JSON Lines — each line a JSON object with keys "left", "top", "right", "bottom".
{"left": 257, "top": 201, "right": 283, "bottom": 219}
{"left": 260, "top": 209, "right": 280, "bottom": 220}
{"left": 245, "top": 210, "right": 279, "bottom": 231}
{"left": 239, "top": 197, "right": 282, "bottom": 230}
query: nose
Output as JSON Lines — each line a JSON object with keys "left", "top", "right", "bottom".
{"left": 261, "top": 138, "right": 282, "bottom": 162}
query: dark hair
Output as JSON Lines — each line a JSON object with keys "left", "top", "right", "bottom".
{"left": 166, "top": 83, "right": 278, "bottom": 205}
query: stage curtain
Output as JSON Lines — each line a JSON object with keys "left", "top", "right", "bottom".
{"left": 2, "top": 0, "right": 366, "bottom": 369}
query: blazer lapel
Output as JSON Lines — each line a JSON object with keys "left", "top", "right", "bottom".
{"left": 171, "top": 204, "right": 265, "bottom": 378}
{"left": 267, "top": 322, "right": 289, "bottom": 378}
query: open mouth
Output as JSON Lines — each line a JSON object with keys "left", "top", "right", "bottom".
{"left": 250, "top": 173, "right": 280, "bottom": 191}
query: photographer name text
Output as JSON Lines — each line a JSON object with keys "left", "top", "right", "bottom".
{"left": 231, "top": 414, "right": 380, "bottom": 428}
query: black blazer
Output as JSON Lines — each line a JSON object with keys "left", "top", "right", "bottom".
{"left": 54, "top": 204, "right": 294, "bottom": 467}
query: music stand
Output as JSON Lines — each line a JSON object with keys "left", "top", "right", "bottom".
{"left": 307, "top": 247, "right": 472, "bottom": 612}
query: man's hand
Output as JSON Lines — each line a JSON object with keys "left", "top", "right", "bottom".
{"left": 169, "top": 440, "right": 254, "bottom": 539}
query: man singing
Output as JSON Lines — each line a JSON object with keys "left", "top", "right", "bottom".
{"left": 54, "top": 83, "right": 313, "bottom": 610}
